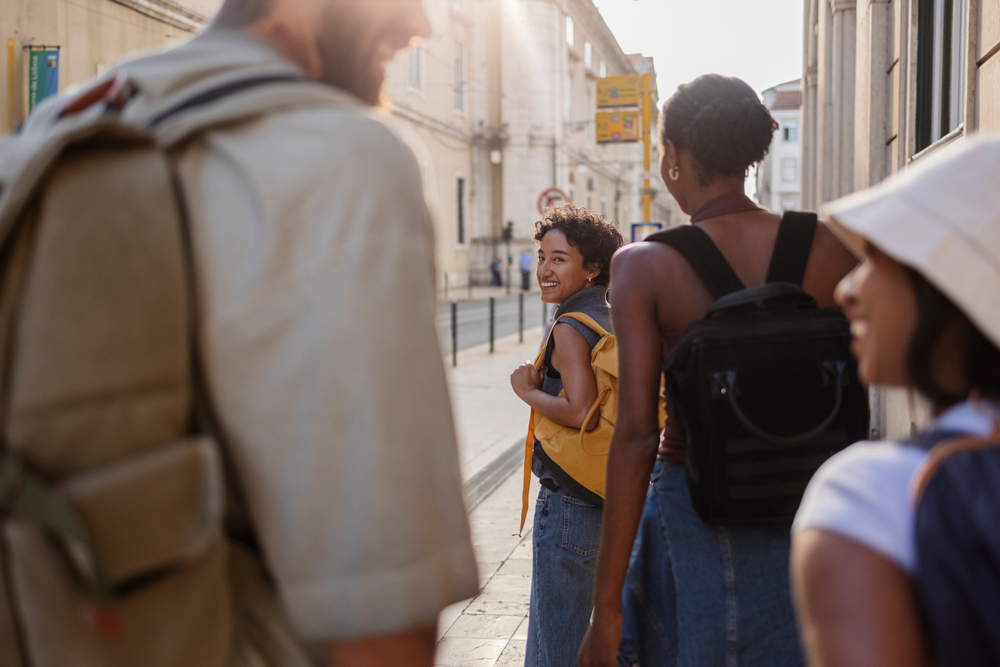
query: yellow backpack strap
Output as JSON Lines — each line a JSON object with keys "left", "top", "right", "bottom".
{"left": 519, "top": 409, "right": 536, "bottom": 537}
{"left": 554, "top": 311, "right": 610, "bottom": 339}
{"left": 519, "top": 344, "right": 548, "bottom": 537}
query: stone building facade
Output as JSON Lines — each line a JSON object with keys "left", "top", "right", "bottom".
{"left": 756, "top": 79, "right": 803, "bottom": 212}
{"left": 386, "top": 0, "right": 682, "bottom": 292}
{"left": 1, "top": 0, "right": 215, "bottom": 131}
{"left": 2, "top": 0, "right": 674, "bottom": 291}
{"left": 801, "top": 0, "right": 1000, "bottom": 438}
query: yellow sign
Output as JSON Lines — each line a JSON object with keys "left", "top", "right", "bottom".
{"left": 596, "top": 112, "right": 639, "bottom": 144}
{"left": 596, "top": 75, "right": 641, "bottom": 108}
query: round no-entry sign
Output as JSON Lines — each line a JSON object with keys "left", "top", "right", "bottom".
{"left": 537, "top": 187, "right": 570, "bottom": 215}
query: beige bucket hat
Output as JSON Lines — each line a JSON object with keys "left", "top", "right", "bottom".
{"left": 821, "top": 134, "right": 1000, "bottom": 351}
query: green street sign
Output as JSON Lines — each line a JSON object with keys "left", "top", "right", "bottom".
{"left": 28, "top": 48, "right": 59, "bottom": 111}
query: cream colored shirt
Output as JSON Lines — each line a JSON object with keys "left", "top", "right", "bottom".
{"left": 114, "top": 30, "right": 479, "bottom": 643}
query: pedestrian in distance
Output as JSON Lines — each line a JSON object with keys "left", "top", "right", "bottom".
{"left": 0, "top": 1, "right": 479, "bottom": 666}
{"left": 792, "top": 136, "right": 1000, "bottom": 667}
{"left": 521, "top": 247, "right": 535, "bottom": 291}
{"left": 510, "top": 204, "right": 624, "bottom": 667}
{"left": 578, "top": 74, "right": 859, "bottom": 667}
{"left": 492, "top": 253, "right": 504, "bottom": 286}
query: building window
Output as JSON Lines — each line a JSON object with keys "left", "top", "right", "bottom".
{"left": 453, "top": 41, "right": 466, "bottom": 112}
{"left": 600, "top": 196, "right": 607, "bottom": 218}
{"left": 407, "top": 46, "right": 423, "bottom": 92}
{"left": 566, "top": 16, "right": 575, "bottom": 46}
{"left": 782, "top": 120, "right": 799, "bottom": 142}
{"left": 456, "top": 178, "right": 466, "bottom": 244}
{"left": 781, "top": 157, "right": 799, "bottom": 183}
{"left": 584, "top": 42, "right": 593, "bottom": 67}
{"left": 916, "top": 0, "right": 968, "bottom": 151}
{"left": 779, "top": 196, "right": 799, "bottom": 211}
{"left": 566, "top": 73, "right": 575, "bottom": 121}
{"left": 599, "top": 61, "right": 607, "bottom": 78}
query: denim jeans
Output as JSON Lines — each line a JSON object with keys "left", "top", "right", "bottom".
{"left": 618, "top": 462, "right": 803, "bottom": 667}
{"left": 526, "top": 483, "right": 603, "bottom": 667}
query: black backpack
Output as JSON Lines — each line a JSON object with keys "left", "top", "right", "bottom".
{"left": 912, "top": 428, "right": 1000, "bottom": 667}
{"left": 649, "top": 212, "right": 869, "bottom": 525}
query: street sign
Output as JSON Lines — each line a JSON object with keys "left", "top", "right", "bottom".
{"left": 27, "top": 47, "right": 59, "bottom": 112}
{"left": 596, "top": 75, "right": 641, "bottom": 108}
{"left": 537, "top": 187, "right": 569, "bottom": 215}
{"left": 631, "top": 222, "right": 663, "bottom": 243}
{"left": 596, "top": 111, "right": 639, "bottom": 144}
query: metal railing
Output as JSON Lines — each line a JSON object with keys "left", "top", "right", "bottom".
{"left": 442, "top": 292, "right": 550, "bottom": 367}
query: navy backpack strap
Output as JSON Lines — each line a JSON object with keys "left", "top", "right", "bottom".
{"left": 766, "top": 211, "right": 818, "bottom": 286}
{"left": 647, "top": 226, "right": 744, "bottom": 300}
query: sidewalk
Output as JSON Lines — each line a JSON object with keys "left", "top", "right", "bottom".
{"left": 446, "top": 326, "right": 546, "bottom": 504}
{"left": 436, "top": 469, "right": 536, "bottom": 667}
{"left": 437, "top": 325, "right": 549, "bottom": 665}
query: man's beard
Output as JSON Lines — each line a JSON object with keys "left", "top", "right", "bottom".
{"left": 315, "top": 5, "right": 385, "bottom": 106}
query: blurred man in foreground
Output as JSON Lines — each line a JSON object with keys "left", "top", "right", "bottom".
{"left": 94, "top": 0, "right": 477, "bottom": 664}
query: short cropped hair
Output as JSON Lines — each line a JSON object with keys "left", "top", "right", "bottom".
{"left": 533, "top": 204, "right": 624, "bottom": 286}
{"left": 660, "top": 74, "right": 778, "bottom": 186}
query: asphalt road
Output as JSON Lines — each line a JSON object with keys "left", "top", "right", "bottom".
{"left": 437, "top": 294, "right": 551, "bottom": 353}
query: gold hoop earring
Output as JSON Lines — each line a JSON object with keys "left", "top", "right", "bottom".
{"left": 668, "top": 166, "right": 680, "bottom": 181}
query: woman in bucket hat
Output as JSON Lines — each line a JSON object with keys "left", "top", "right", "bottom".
{"left": 791, "top": 135, "right": 1000, "bottom": 667}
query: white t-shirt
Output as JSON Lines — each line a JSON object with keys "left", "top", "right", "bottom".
{"left": 793, "top": 399, "right": 1000, "bottom": 573}
{"left": 115, "top": 31, "right": 480, "bottom": 644}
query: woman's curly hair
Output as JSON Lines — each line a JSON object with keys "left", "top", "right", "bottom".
{"left": 660, "top": 74, "right": 778, "bottom": 186}
{"left": 533, "top": 204, "right": 624, "bottom": 286}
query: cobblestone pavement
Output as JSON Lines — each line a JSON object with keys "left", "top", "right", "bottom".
{"left": 436, "top": 469, "right": 537, "bottom": 667}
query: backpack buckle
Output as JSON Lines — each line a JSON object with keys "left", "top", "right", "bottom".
{"left": 711, "top": 371, "right": 737, "bottom": 399}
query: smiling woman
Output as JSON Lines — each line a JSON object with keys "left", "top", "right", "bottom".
{"left": 791, "top": 137, "right": 1000, "bottom": 667}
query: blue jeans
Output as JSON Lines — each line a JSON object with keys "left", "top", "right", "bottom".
{"left": 619, "top": 462, "right": 803, "bottom": 667}
{"left": 526, "top": 483, "right": 603, "bottom": 667}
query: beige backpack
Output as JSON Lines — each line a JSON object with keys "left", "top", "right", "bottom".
{"left": 0, "top": 70, "right": 332, "bottom": 667}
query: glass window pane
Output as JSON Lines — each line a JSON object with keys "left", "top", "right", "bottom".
{"left": 453, "top": 41, "right": 465, "bottom": 112}
{"left": 408, "top": 47, "right": 422, "bottom": 91}
{"left": 781, "top": 158, "right": 799, "bottom": 183}
{"left": 783, "top": 120, "right": 799, "bottom": 142}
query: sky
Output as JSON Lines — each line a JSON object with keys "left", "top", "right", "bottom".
{"left": 590, "top": 0, "right": 805, "bottom": 100}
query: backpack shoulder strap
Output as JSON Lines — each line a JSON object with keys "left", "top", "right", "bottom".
{"left": 913, "top": 423, "right": 1000, "bottom": 501}
{"left": 147, "top": 73, "right": 306, "bottom": 127}
{"left": 132, "top": 71, "right": 344, "bottom": 148}
{"left": 766, "top": 211, "right": 818, "bottom": 286}
{"left": 555, "top": 312, "right": 610, "bottom": 339}
{"left": 646, "top": 225, "right": 744, "bottom": 299}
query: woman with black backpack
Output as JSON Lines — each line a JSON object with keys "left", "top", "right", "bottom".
{"left": 578, "top": 74, "right": 858, "bottom": 667}
{"left": 791, "top": 137, "right": 1000, "bottom": 667}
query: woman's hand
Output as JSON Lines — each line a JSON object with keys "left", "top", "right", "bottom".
{"left": 510, "top": 362, "right": 542, "bottom": 400}
{"left": 577, "top": 607, "right": 623, "bottom": 667}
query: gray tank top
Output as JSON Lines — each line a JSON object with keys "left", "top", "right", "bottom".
{"left": 532, "top": 285, "right": 612, "bottom": 483}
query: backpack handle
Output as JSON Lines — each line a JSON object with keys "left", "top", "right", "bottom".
{"left": 715, "top": 361, "right": 845, "bottom": 445}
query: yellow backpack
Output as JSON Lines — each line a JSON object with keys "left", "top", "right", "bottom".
{"left": 519, "top": 312, "right": 618, "bottom": 534}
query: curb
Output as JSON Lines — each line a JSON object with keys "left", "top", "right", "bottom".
{"left": 463, "top": 439, "right": 523, "bottom": 511}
